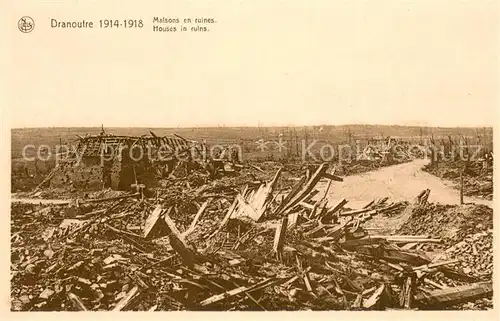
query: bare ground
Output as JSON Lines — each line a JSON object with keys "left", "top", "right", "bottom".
{"left": 318, "top": 159, "right": 492, "bottom": 209}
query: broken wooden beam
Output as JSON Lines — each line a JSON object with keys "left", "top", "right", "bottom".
{"left": 298, "top": 201, "right": 315, "bottom": 210}
{"left": 363, "top": 284, "right": 386, "bottom": 309}
{"left": 235, "top": 193, "right": 260, "bottom": 220}
{"left": 199, "top": 286, "right": 248, "bottom": 306}
{"left": 274, "top": 175, "right": 307, "bottom": 214}
{"left": 368, "top": 236, "right": 442, "bottom": 244}
{"left": 355, "top": 245, "right": 431, "bottom": 266}
{"left": 208, "top": 196, "right": 239, "bottom": 239}
{"left": 413, "top": 259, "right": 459, "bottom": 271}
{"left": 340, "top": 236, "right": 385, "bottom": 249}
{"left": 76, "top": 208, "right": 107, "bottom": 219}
{"left": 143, "top": 205, "right": 164, "bottom": 239}
{"left": 287, "top": 212, "right": 300, "bottom": 228}
{"left": 67, "top": 292, "right": 87, "bottom": 311}
{"left": 339, "top": 208, "right": 375, "bottom": 217}
{"left": 400, "top": 274, "right": 415, "bottom": 309}
{"left": 363, "top": 200, "right": 375, "bottom": 209}
{"left": 83, "top": 193, "right": 140, "bottom": 204}
{"left": 423, "top": 279, "right": 447, "bottom": 290}
{"left": 231, "top": 168, "right": 282, "bottom": 221}
{"left": 248, "top": 164, "right": 266, "bottom": 173}
{"left": 273, "top": 215, "right": 288, "bottom": 261}
{"left": 414, "top": 282, "right": 493, "bottom": 308}
{"left": 112, "top": 285, "right": 141, "bottom": 311}
{"left": 322, "top": 172, "right": 343, "bottom": 182}
{"left": 302, "top": 190, "right": 320, "bottom": 204}
{"left": 279, "top": 163, "right": 329, "bottom": 215}
{"left": 324, "top": 223, "right": 346, "bottom": 241}
{"left": 183, "top": 199, "right": 211, "bottom": 237}
{"left": 303, "top": 272, "right": 315, "bottom": 295}
{"left": 320, "top": 199, "right": 348, "bottom": 222}
{"left": 163, "top": 208, "right": 197, "bottom": 267}
{"left": 199, "top": 277, "right": 282, "bottom": 307}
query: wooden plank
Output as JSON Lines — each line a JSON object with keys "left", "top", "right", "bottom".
{"left": 303, "top": 273, "right": 315, "bottom": 294}
{"left": 363, "top": 284, "right": 385, "bottom": 309}
{"left": 400, "top": 242, "right": 418, "bottom": 250}
{"left": 355, "top": 245, "right": 431, "bottom": 266}
{"left": 400, "top": 275, "right": 414, "bottom": 309}
{"left": 249, "top": 164, "right": 265, "bottom": 173}
{"left": 76, "top": 208, "right": 107, "bottom": 220}
{"left": 363, "top": 200, "right": 375, "bottom": 209}
{"left": 112, "top": 285, "right": 141, "bottom": 311}
{"left": 274, "top": 175, "right": 307, "bottom": 214}
{"left": 368, "top": 237, "right": 441, "bottom": 244}
{"left": 423, "top": 279, "right": 447, "bottom": 290}
{"left": 377, "top": 202, "right": 405, "bottom": 214}
{"left": 279, "top": 163, "right": 329, "bottom": 215}
{"left": 233, "top": 168, "right": 282, "bottom": 221}
{"left": 302, "top": 189, "right": 320, "bottom": 204}
{"left": 83, "top": 193, "right": 139, "bottom": 204}
{"left": 414, "top": 282, "right": 493, "bottom": 308}
{"left": 322, "top": 172, "right": 343, "bottom": 182}
{"left": 320, "top": 199, "right": 348, "bottom": 222}
{"left": 235, "top": 193, "right": 260, "bottom": 220}
{"left": 247, "top": 171, "right": 279, "bottom": 219}
{"left": 298, "top": 201, "right": 315, "bottom": 210}
{"left": 67, "top": 292, "right": 87, "bottom": 311}
{"left": 273, "top": 216, "right": 289, "bottom": 261}
{"left": 324, "top": 223, "right": 346, "bottom": 241}
{"left": 378, "top": 234, "right": 430, "bottom": 239}
{"left": 164, "top": 208, "right": 196, "bottom": 267}
{"left": 200, "top": 285, "right": 248, "bottom": 306}
{"left": 321, "top": 180, "right": 333, "bottom": 201}
{"left": 339, "top": 208, "right": 373, "bottom": 216}
{"left": 247, "top": 277, "right": 291, "bottom": 293}
{"left": 413, "top": 259, "right": 459, "bottom": 271}
{"left": 199, "top": 277, "right": 278, "bottom": 307}
{"left": 309, "top": 199, "right": 321, "bottom": 219}
{"left": 143, "top": 205, "right": 164, "bottom": 239}
{"left": 376, "top": 197, "right": 389, "bottom": 205}
{"left": 340, "top": 236, "right": 385, "bottom": 248}
{"left": 208, "top": 196, "right": 238, "bottom": 239}
{"left": 183, "top": 199, "right": 211, "bottom": 237}
{"left": 287, "top": 212, "right": 300, "bottom": 228}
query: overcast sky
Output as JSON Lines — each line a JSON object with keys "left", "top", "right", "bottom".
{"left": 4, "top": 0, "right": 498, "bottom": 128}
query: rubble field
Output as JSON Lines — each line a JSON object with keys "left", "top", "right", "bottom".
{"left": 423, "top": 159, "right": 493, "bottom": 200}
{"left": 11, "top": 161, "right": 493, "bottom": 311}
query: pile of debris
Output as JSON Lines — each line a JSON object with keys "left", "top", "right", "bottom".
{"left": 423, "top": 159, "right": 493, "bottom": 200}
{"left": 397, "top": 203, "right": 493, "bottom": 247}
{"left": 11, "top": 163, "right": 493, "bottom": 311}
{"left": 439, "top": 231, "right": 493, "bottom": 280}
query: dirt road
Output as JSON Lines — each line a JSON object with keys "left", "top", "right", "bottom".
{"left": 318, "top": 159, "right": 493, "bottom": 209}
{"left": 11, "top": 160, "right": 492, "bottom": 210}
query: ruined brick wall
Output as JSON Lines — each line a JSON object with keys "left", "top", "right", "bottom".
{"left": 116, "top": 146, "right": 154, "bottom": 190}
{"left": 46, "top": 134, "right": 185, "bottom": 191}
{"left": 50, "top": 156, "right": 103, "bottom": 190}
{"left": 109, "top": 151, "right": 122, "bottom": 190}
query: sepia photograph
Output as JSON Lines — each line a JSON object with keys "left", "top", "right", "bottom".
{"left": 2, "top": 0, "right": 497, "bottom": 315}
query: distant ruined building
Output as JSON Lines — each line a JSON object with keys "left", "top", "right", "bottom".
{"left": 38, "top": 131, "right": 194, "bottom": 191}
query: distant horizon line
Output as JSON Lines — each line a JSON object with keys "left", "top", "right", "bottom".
{"left": 11, "top": 123, "right": 494, "bottom": 130}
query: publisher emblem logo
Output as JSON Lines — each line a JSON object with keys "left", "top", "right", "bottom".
{"left": 18, "top": 16, "right": 35, "bottom": 33}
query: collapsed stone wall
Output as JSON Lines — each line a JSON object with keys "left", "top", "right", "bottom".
{"left": 49, "top": 147, "right": 156, "bottom": 191}
{"left": 50, "top": 156, "right": 103, "bottom": 190}
{"left": 45, "top": 134, "right": 190, "bottom": 191}
{"left": 117, "top": 146, "right": 156, "bottom": 190}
